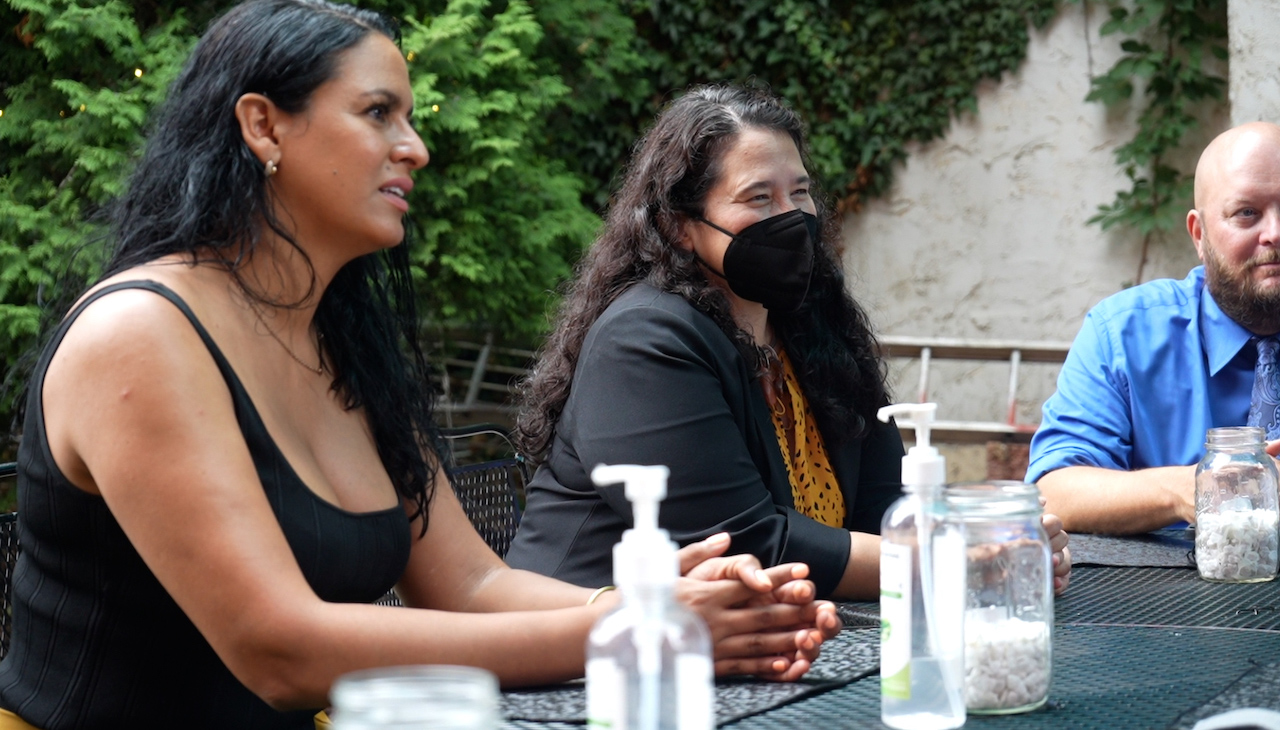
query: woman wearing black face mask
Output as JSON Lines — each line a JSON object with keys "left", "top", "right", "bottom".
{"left": 505, "top": 84, "right": 893, "bottom": 601}
{"left": 507, "top": 85, "right": 1070, "bottom": 600}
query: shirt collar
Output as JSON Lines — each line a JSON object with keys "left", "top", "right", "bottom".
{"left": 1199, "top": 266, "right": 1257, "bottom": 375}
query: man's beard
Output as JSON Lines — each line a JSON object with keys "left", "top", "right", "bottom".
{"left": 1204, "top": 237, "right": 1280, "bottom": 335}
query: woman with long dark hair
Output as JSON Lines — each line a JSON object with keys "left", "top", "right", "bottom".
{"left": 0, "top": 6, "right": 837, "bottom": 729}
{"left": 509, "top": 85, "right": 1072, "bottom": 600}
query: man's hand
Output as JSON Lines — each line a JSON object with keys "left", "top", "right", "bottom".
{"left": 1041, "top": 512, "right": 1072, "bottom": 594}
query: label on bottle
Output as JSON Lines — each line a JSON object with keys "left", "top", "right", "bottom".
{"left": 880, "top": 540, "right": 912, "bottom": 699}
{"left": 931, "top": 525, "right": 966, "bottom": 655}
{"left": 586, "top": 658, "right": 624, "bottom": 730}
{"left": 677, "top": 654, "right": 714, "bottom": 730}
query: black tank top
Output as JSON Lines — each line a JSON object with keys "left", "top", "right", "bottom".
{"left": 0, "top": 281, "right": 412, "bottom": 729}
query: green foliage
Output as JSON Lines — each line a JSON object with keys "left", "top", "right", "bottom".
{"left": 533, "top": 0, "right": 659, "bottom": 212}
{"left": 1, "top": 0, "right": 1068, "bottom": 438}
{"left": 543, "top": 0, "right": 1061, "bottom": 212}
{"left": 0, "top": 0, "right": 599, "bottom": 435}
{"left": 1076, "top": 0, "right": 1227, "bottom": 282}
{"left": 397, "top": 0, "right": 600, "bottom": 335}
{"left": 0, "top": 0, "right": 202, "bottom": 426}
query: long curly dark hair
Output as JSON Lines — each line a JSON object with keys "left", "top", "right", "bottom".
{"left": 516, "top": 84, "right": 888, "bottom": 462}
{"left": 99, "top": 0, "right": 441, "bottom": 526}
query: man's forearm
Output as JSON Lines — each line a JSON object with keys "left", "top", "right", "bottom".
{"left": 1036, "top": 464, "right": 1195, "bottom": 534}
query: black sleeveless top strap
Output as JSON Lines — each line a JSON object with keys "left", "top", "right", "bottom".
{"left": 0, "top": 280, "right": 412, "bottom": 730}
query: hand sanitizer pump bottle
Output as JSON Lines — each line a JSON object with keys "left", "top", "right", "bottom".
{"left": 585, "top": 464, "right": 714, "bottom": 730}
{"left": 878, "top": 403, "right": 966, "bottom": 730}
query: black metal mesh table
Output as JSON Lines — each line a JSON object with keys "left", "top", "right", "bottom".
{"left": 503, "top": 562, "right": 1280, "bottom": 730}
{"left": 723, "top": 624, "right": 1280, "bottom": 730}
{"left": 1058, "top": 565, "right": 1280, "bottom": 630}
{"left": 840, "top": 564, "right": 1280, "bottom": 630}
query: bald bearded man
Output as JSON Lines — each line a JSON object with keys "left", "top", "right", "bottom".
{"left": 1028, "top": 122, "right": 1280, "bottom": 534}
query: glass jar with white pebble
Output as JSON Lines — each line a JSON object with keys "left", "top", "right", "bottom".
{"left": 944, "top": 481, "right": 1053, "bottom": 715}
{"left": 1195, "top": 426, "right": 1280, "bottom": 584}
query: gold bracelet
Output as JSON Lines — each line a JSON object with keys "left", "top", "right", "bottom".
{"left": 586, "top": 585, "right": 616, "bottom": 606}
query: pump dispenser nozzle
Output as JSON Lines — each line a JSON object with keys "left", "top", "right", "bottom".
{"left": 877, "top": 402, "right": 944, "bottom": 491}
{"left": 591, "top": 464, "right": 677, "bottom": 588}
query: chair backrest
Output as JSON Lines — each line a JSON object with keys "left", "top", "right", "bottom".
{"left": 440, "top": 424, "right": 527, "bottom": 560}
{"left": 0, "top": 462, "right": 17, "bottom": 661}
{"left": 374, "top": 426, "right": 528, "bottom": 607}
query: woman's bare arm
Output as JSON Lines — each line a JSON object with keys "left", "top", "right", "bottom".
{"left": 396, "top": 481, "right": 841, "bottom": 680}
{"left": 830, "top": 532, "right": 880, "bottom": 600}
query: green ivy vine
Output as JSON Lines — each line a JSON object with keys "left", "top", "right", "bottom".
{"left": 1075, "top": 0, "right": 1227, "bottom": 284}
{"left": 544, "top": 0, "right": 1062, "bottom": 216}
{"left": 1, "top": 0, "right": 1101, "bottom": 438}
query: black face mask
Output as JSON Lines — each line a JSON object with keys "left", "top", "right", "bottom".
{"left": 695, "top": 209, "right": 819, "bottom": 313}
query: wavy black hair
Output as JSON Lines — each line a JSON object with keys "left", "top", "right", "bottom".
{"left": 101, "top": 0, "right": 441, "bottom": 526}
{"left": 516, "top": 84, "right": 889, "bottom": 462}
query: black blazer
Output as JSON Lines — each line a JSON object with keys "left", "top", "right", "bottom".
{"left": 505, "top": 283, "right": 905, "bottom": 597}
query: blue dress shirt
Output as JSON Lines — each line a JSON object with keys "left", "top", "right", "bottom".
{"left": 1027, "top": 266, "right": 1258, "bottom": 482}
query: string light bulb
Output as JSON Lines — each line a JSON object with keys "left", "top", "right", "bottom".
{"left": 0, "top": 109, "right": 5, "bottom": 118}
{"left": 406, "top": 51, "right": 416, "bottom": 61}
{"left": 79, "top": 104, "right": 86, "bottom": 112}
{"left": 134, "top": 68, "right": 143, "bottom": 78}
{"left": 431, "top": 104, "right": 440, "bottom": 113}
{"left": 59, "top": 110, "right": 66, "bottom": 118}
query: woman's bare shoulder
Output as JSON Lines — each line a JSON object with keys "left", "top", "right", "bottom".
{"left": 60, "top": 257, "right": 233, "bottom": 348}
{"left": 40, "top": 259, "right": 243, "bottom": 495}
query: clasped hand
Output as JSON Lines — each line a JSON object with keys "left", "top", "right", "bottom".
{"left": 671, "top": 533, "right": 841, "bottom": 681}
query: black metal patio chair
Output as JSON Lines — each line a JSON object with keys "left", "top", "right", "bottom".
{"left": 0, "top": 462, "right": 17, "bottom": 661}
{"left": 439, "top": 423, "right": 528, "bottom": 559}
{"left": 373, "top": 423, "right": 528, "bottom": 607}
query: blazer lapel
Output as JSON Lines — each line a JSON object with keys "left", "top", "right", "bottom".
{"left": 745, "top": 379, "right": 797, "bottom": 509}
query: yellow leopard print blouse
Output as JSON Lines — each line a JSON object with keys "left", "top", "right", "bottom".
{"left": 766, "top": 348, "right": 846, "bottom": 528}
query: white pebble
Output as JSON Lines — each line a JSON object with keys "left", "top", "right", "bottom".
{"left": 964, "top": 616, "right": 1050, "bottom": 712}
{"left": 1196, "top": 509, "right": 1279, "bottom": 581}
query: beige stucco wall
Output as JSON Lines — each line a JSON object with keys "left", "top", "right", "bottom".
{"left": 1229, "top": 0, "right": 1280, "bottom": 126}
{"left": 842, "top": 2, "right": 1231, "bottom": 435}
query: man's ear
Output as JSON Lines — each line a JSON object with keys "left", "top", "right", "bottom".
{"left": 234, "top": 93, "right": 285, "bottom": 166}
{"left": 1187, "top": 208, "right": 1207, "bottom": 262}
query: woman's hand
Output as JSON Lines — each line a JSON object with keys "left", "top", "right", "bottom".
{"left": 673, "top": 533, "right": 842, "bottom": 681}
{"left": 1042, "top": 512, "right": 1072, "bottom": 595}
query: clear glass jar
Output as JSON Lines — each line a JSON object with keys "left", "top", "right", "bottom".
{"left": 944, "top": 481, "right": 1052, "bottom": 715}
{"left": 329, "top": 665, "right": 499, "bottom": 730}
{"left": 1195, "top": 426, "right": 1280, "bottom": 584}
